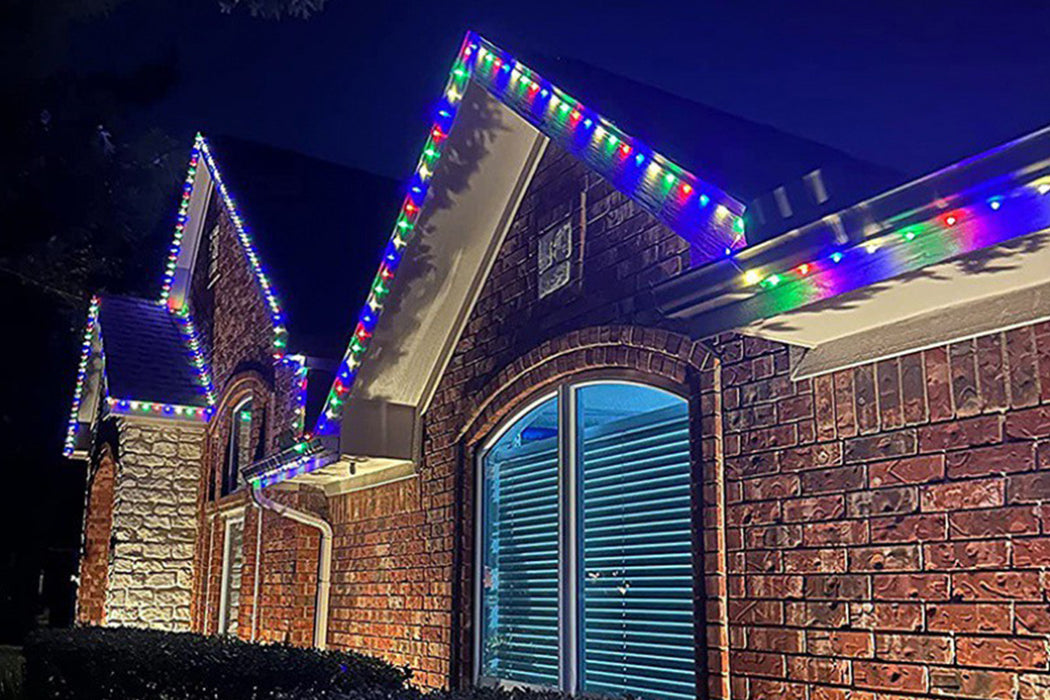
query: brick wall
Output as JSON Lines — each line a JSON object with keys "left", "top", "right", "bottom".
{"left": 187, "top": 193, "right": 318, "bottom": 642}
{"left": 323, "top": 142, "right": 718, "bottom": 689}
{"left": 715, "top": 325, "right": 1050, "bottom": 700}
{"left": 104, "top": 420, "right": 203, "bottom": 630}
{"left": 76, "top": 445, "right": 116, "bottom": 625}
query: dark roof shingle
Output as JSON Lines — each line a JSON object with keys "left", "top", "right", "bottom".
{"left": 99, "top": 295, "right": 208, "bottom": 406}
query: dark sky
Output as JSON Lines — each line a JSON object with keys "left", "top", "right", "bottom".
{"left": 73, "top": 0, "right": 1050, "bottom": 181}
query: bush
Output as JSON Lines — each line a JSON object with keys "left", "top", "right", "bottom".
{"left": 23, "top": 627, "right": 410, "bottom": 700}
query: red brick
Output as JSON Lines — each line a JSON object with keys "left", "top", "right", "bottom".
{"left": 919, "top": 415, "right": 1001, "bottom": 452}
{"left": 787, "top": 656, "right": 850, "bottom": 684}
{"left": 833, "top": 369, "right": 857, "bottom": 437}
{"left": 957, "top": 636, "right": 1048, "bottom": 670}
{"left": 786, "top": 600, "right": 849, "bottom": 628}
{"left": 802, "top": 519, "right": 868, "bottom": 547}
{"left": 875, "top": 633, "right": 952, "bottom": 663}
{"left": 848, "top": 545, "right": 920, "bottom": 572}
{"left": 778, "top": 394, "right": 813, "bottom": 422}
{"left": 877, "top": 358, "right": 903, "bottom": 429}
{"left": 1007, "top": 326, "right": 1041, "bottom": 408}
{"left": 1005, "top": 405, "right": 1050, "bottom": 439}
{"left": 811, "top": 688, "right": 875, "bottom": 700}
{"left": 782, "top": 495, "right": 844, "bottom": 522}
{"left": 952, "top": 572, "right": 1043, "bottom": 601}
{"left": 843, "top": 431, "right": 916, "bottom": 464}
{"left": 920, "top": 478, "right": 1003, "bottom": 512}
{"left": 728, "top": 599, "right": 783, "bottom": 625}
{"left": 924, "top": 347, "right": 953, "bottom": 421}
{"left": 1016, "top": 604, "right": 1050, "bottom": 634}
{"left": 853, "top": 660, "right": 927, "bottom": 693}
{"left": 1020, "top": 672, "right": 1050, "bottom": 700}
{"left": 733, "top": 650, "right": 786, "bottom": 677}
{"left": 900, "top": 351, "right": 926, "bottom": 425}
{"left": 800, "top": 466, "right": 865, "bottom": 494}
{"left": 976, "top": 333, "right": 1008, "bottom": 411}
{"left": 850, "top": 602, "right": 923, "bottom": 631}
{"left": 746, "top": 575, "right": 804, "bottom": 599}
{"left": 1014, "top": 537, "right": 1050, "bottom": 567}
{"left": 930, "top": 667, "right": 1016, "bottom": 700}
{"left": 745, "top": 626, "right": 804, "bottom": 653}
{"left": 927, "top": 603, "right": 1012, "bottom": 633}
{"left": 946, "top": 442, "right": 1036, "bottom": 478}
{"left": 873, "top": 573, "right": 949, "bottom": 601}
{"left": 803, "top": 574, "right": 869, "bottom": 600}
{"left": 847, "top": 487, "right": 918, "bottom": 517}
{"left": 807, "top": 629, "right": 874, "bottom": 658}
{"left": 1006, "top": 472, "right": 1050, "bottom": 504}
{"left": 870, "top": 513, "right": 946, "bottom": 543}
{"left": 813, "top": 374, "right": 837, "bottom": 441}
{"left": 950, "top": 339, "right": 981, "bottom": 417}
{"left": 779, "top": 441, "right": 842, "bottom": 471}
{"left": 742, "top": 474, "right": 800, "bottom": 501}
{"left": 868, "top": 454, "right": 943, "bottom": 488}
{"left": 748, "top": 679, "right": 806, "bottom": 700}
{"left": 783, "top": 548, "right": 846, "bottom": 574}
{"left": 855, "top": 364, "right": 879, "bottom": 433}
{"left": 924, "top": 540, "right": 1009, "bottom": 570}
{"left": 949, "top": 505, "right": 1040, "bottom": 539}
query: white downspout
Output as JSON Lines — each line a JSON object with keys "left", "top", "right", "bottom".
{"left": 251, "top": 501, "right": 263, "bottom": 641}
{"left": 250, "top": 484, "right": 332, "bottom": 650}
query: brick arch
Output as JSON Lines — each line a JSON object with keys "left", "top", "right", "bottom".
{"left": 457, "top": 324, "right": 712, "bottom": 447}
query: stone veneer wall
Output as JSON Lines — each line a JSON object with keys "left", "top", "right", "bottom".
{"left": 105, "top": 419, "right": 204, "bottom": 630}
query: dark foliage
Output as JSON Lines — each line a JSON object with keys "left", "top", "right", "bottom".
{"left": 22, "top": 627, "right": 411, "bottom": 700}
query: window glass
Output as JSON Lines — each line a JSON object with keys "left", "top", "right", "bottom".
{"left": 478, "top": 382, "right": 697, "bottom": 699}
{"left": 480, "top": 395, "right": 560, "bottom": 686}
{"left": 222, "top": 398, "right": 252, "bottom": 496}
{"left": 577, "top": 384, "right": 695, "bottom": 699}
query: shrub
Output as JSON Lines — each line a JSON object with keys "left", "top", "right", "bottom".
{"left": 23, "top": 627, "right": 410, "bottom": 700}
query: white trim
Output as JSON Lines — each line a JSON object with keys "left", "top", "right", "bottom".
{"left": 217, "top": 514, "right": 245, "bottom": 635}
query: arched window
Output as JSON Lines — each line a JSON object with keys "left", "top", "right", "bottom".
{"left": 477, "top": 381, "right": 696, "bottom": 699}
{"left": 221, "top": 397, "right": 253, "bottom": 497}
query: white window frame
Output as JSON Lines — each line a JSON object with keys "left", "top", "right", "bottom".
{"left": 218, "top": 514, "right": 245, "bottom": 635}
{"left": 473, "top": 379, "right": 693, "bottom": 694}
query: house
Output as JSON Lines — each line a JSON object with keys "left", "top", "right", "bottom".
{"left": 64, "top": 31, "right": 1050, "bottom": 700}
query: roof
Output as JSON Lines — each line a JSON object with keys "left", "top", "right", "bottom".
{"left": 515, "top": 53, "right": 903, "bottom": 243}
{"left": 252, "top": 30, "right": 909, "bottom": 485}
{"left": 201, "top": 136, "right": 402, "bottom": 358}
{"left": 98, "top": 295, "right": 209, "bottom": 406}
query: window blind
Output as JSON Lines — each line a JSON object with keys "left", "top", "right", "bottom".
{"left": 480, "top": 400, "right": 560, "bottom": 686}
{"left": 580, "top": 403, "right": 696, "bottom": 700}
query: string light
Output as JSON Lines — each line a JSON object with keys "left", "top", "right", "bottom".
{"left": 105, "top": 397, "right": 212, "bottom": 421}
{"left": 735, "top": 176, "right": 1049, "bottom": 295}
{"left": 62, "top": 297, "right": 101, "bottom": 457}
{"left": 159, "top": 141, "right": 202, "bottom": 303}
{"left": 194, "top": 136, "right": 289, "bottom": 358}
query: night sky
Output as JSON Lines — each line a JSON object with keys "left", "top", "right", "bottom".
{"left": 3, "top": 0, "right": 1049, "bottom": 637}
{"left": 75, "top": 0, "right": 1050, "bottom": 179}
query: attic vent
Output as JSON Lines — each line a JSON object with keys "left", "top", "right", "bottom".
{"left": 805, "top": 168, "right": 830, "bottom": 204}
{"left": 773, "top": 186, "right": 793, "bottom": 219}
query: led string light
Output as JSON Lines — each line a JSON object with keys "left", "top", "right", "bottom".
{"left": 735, "top": 178, "right": 1050, "bottom": 301}
{"left": 309, "top": 33, "right": 479, "bottom": 440}
{"left": 281, "top": 354, "right": 309, "bottom": 437}
{"left": 467, "top": 37, "right": 746, "bottom": 250}
{"left": 251, "top": 31, "right": 751, "bottom": 486}
{"left": 105, "top": 397, "right": 213, "bottom": 421}
{"left": 62, "top": 297, "right": 101, "bottom": 457}
{"left": 196, "top": 136, "right": 289, "bottom": 359}
{"left": 171, "top": 304, "right": 217, "bottom": 405}
{"left": 159, "top": 138, "right": 203, "bottom": 303}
